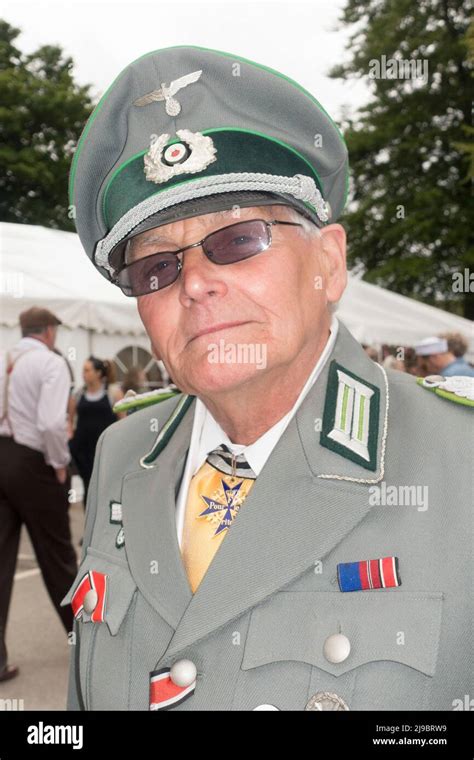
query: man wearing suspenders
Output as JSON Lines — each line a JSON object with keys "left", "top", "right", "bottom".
{"left": 0, "top": 307, "right": 77, "bottom": 681}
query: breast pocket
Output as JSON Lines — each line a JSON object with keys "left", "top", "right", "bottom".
{"left": 60, "top": 547, "right": 137, "bottom": 710}
{"left": 232, "top": 591, "right": 443, "bottom": 711}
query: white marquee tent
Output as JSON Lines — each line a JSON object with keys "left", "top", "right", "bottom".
{"left": 1, "top": 222, "right": 472, "bottom": 386}
{"left": 0, "top": 223, "right": 161, "bottom": 387}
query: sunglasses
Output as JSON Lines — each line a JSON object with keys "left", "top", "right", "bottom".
{"left": 113, "top": 218, "right": 303, "bottom": 296}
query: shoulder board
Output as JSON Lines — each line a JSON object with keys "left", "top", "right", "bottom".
{"left": 416, "top": 375, "right": 474, "bottom": 408}
{"left": 113, "top": 387, "right": 180, "bottom": 415}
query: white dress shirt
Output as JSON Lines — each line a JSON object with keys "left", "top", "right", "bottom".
{"left": 0, "top": 337, "right": 71, "bottom": 468}
{"left": 176, "top": 316, "right": 339, "bottom": 547}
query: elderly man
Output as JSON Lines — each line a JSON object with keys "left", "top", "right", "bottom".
{"left": 62, "top": 46, "right": 472, "bottom": 711}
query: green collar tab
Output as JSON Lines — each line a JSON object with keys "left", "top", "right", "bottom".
{"left": 320, "top": 360, "right": 380, "bottom": 471}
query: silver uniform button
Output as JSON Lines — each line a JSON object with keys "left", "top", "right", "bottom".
{"left": 252, "top": 704, "right": 280, "bottom": 711}
{"left": 305, "top": 692, "right": 349, "bottom": 711}
{"left": 323, "top": 632, "right": 351, "bottom": 664}
{"left": 83, "top": 588, "right": 98, "bottom": 615}
{"left": 170, "top": 659, "right": 197, "bottom": 688}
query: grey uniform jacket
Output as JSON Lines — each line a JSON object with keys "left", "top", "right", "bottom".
{"left": 62, "top": 322, "right": 473, "bottom": 711}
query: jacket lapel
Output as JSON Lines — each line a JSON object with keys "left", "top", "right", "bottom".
{"left": 120, "top": 399, "right": 196, "bottom": 629}
{"left": 163, "top": 322, "right": 389, "bottom": 658}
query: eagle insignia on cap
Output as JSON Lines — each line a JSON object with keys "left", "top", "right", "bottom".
{"left": 133, "top": 69, "right": 202, "bottom": 116}
{"left": 144, "top": 129, "right": 217, "bottom": 184}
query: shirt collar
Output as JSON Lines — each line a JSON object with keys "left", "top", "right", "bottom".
{"left": 18, "top": 337, "right": 49, "bottom": 351}
{"left": 195, "top": 315, "right": 339, "bottom": 475}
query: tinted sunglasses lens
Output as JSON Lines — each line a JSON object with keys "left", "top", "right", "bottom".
{"left": 204, "top": 220, "right": 270, "bottom": 264}
{"left": 116, "top": 252, "right": 179, "bottom": 296}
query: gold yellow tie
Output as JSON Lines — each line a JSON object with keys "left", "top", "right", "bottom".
{"left": 181, "top": 444, "right": 257, "bottom": 593}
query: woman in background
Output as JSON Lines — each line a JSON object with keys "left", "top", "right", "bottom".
{"left": 69, "top": 356, "right": 124, "bottom": 508}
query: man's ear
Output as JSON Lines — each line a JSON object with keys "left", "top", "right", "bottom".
{"left": 319, "top": 223, "right": 347, "bottom": 305}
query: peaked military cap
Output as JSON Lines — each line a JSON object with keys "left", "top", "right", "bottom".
{"left": 70, "top": 45, "right": 349, "bottom": 283}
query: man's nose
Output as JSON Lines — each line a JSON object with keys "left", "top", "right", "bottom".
{"left": 178, "top": 245, "right": 229, "bottom": 302}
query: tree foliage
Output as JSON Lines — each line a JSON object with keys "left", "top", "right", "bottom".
{"left": 0, "top": 19, "right": 94, "bottom": 230}
{"left": 330, "top": 0, "right": 473, "bottom": 317}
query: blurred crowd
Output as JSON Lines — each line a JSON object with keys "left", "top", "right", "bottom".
{"left": 363, "top": 332, "right": 474, "bottom": 378}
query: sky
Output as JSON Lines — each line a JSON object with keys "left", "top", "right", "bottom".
{"left": 3, "top": 0, "right": 371, "bottom": 124}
